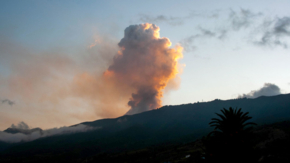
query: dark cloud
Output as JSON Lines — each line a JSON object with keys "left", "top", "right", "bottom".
{"left": 11, "top": 121, "right": 29, "bottom": 130}
{"left": 179, "top": 35, "right": 199, "bottom": 52}
{"left": 1, "top": 99, "right": 15, "bottom": 106}
{"left": 199, "top": 27, "right": 216, "bottom": 37}
{"left": 253, "top": 17, "right": 290, "bottom": 48}
{"left": 180, "top": 27, "right": 220, "bottom": 52}
{"left": 274, "top": 17, "right": 290, "bottom": 35}
{"left": 217, "top": 29, "right": 228, "bottom": 40}
{"left": 141, "top": 9, "right": 271, "bottom": 52}
{"left": 138, "top": 11, "right": 219, "bottom": 26}
{"left": 179, "top": 9, "right": 289, "bottom": 51}
{"left": 229, "top": 8, "right": 263, "bottom": 30}
{"left": 146, "top": 9, "right": 264, "bottom": 52}
{"left": 238, "top": 83, "right": 281, "bottom": 99}
{"left": 139, "top": 14, "right": 184, "bottom": 26}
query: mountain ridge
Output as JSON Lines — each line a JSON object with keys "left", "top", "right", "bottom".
{"left": 1, "top": 93, "right": 290, "bottom": 162}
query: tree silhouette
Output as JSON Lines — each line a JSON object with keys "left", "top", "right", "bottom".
{"left": 209, "top": 107, "right": 256, "bottom": 137}
{"left": 204, "top": 107, "right": 257, "bottom": 163}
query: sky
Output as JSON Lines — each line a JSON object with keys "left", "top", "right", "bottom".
{"left": 0, "top": 0, "right": 290, "bottom": 130}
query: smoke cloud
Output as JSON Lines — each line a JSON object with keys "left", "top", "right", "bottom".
{"left": 238, "top": 83, "right": 281, "bottom": 99}
{"left": 0, "top": 124, "right": 97, "bottom": 143}
{"left": 105, "top": 23, "right": 183, "bottom": 115}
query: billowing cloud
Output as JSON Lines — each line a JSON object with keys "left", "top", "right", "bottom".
{"left": 1, "top": 99, "right": 15, "bottom": 106}
{"left": 105, "top": 23, "right": 183, "bottom": 115}
{"left": 0, "top": 124, "right": 98, "bottom": 143}
{"left": 238, "top": 83, "right": 281, "bottom": 99}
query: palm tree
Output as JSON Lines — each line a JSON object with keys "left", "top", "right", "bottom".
{"left": 204, "top": 107, "right": 257, "bottom": 163}
{"left": 209, "top": 107, "right": 256, "bottom": 137}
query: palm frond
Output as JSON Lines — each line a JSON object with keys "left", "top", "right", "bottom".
{"left": 209, "top": 107, "right": 256, "bottom": 134}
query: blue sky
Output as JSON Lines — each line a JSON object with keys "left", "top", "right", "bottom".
{"left": 0, "top": 0, "right": 290, "bottom": 130}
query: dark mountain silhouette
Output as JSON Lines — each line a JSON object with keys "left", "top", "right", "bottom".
{"left": 1, "top": 93, "right": 290, "bottom": 162}
{"left": 3, "top": 127, "right": 43, "bottom": 135}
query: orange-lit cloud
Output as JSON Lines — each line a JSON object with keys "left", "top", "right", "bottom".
{"left": 105, "top": 23, "right": 183, "bottom": 115}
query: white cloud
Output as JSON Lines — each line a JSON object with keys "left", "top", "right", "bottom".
{"left": 238, "top": 83, "right": 281, "bottom": 99}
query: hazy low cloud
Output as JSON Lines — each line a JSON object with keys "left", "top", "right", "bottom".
{"left": 1, "top": 99, "right": 15, "bottom": 106}
{"left": 253, "top": 17, "right": 290, "bottom": 48}
{"left": 0, "top": 28, "right": 131, "bottom": 129}
{"left": 238, "top": 83, "right": 281, "bottom": 99}
{"left": 0, "top": 124, "right": 98, "bottom": 143}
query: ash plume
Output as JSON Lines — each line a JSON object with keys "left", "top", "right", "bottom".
{"left": 104, "top": 23, "right": 183, "bottom": 115}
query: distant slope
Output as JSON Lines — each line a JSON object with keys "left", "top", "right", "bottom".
{"left": 1, "top": 94, "right": 290, "bottom": 162}
{"left": 80, "top": 93, "right": 290, "bottom": 134}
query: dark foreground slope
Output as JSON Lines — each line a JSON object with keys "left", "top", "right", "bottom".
{"left": 1, "top": 94, "right": 290, "bottom": 162}
{"left": 83, "top": 120, "right": 290, "bottom": 163}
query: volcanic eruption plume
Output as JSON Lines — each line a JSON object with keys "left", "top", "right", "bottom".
{"left": 0, "top": 23, "right": 183, "bottom": 129}
{"left": 104, "top": 23, "right": 183, "bottom": 115}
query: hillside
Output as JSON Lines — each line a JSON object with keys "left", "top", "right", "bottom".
{"left": 1, "top": 94, "right": 290, "bottom": 162}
